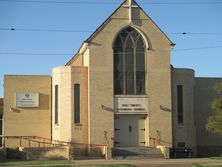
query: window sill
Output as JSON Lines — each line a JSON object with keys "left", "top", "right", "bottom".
{"left": 114, "top": 94, "right": 147, "bottom": 98}
{"left": 54, "top": 124, "right": 59, "bottom": 129}
{"left": 74, "top": 123, "right": 82, "bottom": 126}
{"left": 178, "top": 124, "right": 184, "bottom": 128}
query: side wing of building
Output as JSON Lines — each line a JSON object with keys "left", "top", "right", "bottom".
{"left": 3, "top": 75, "right": 51, "bottom": 148}
{"left": 171, "top": 68, "right": 196, "bottom": 152}
{"left": 172, "top": 68, "right": 222, "bottom": 156}
{"left": 195, "top": 78, "right": 222, "bottom": 157}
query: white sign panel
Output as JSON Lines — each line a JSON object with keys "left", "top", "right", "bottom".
{"left": 16, "top": 93, "right": 39, "bottom": 107}
{"left": 114, "top": 97, "right": 147, "bottom": 113}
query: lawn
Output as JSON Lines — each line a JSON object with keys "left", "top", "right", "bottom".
{"left": 0, "top": 160, "right": 135, "bottom": 167}
{"left": 79, "top": 165, "right": 135, "bottom": 167}
{"left": 193, "top": 157, "right": 222, "bottom": 167}
{"left": 0, "top": 160, "right": 74, "bottom": 167}
{"left": 210, "top": 157, "right": 222, "bottom": 160}
{"left": 193, "top": 162, "right": 222, "bottom": 167}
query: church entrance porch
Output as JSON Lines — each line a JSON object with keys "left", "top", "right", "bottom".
{"left": 114, "top": 115, "right": 146, "bottom": 147}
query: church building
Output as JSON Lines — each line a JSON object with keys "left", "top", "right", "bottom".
{"left": 2, "top": 0, "right": 222, "bottom": 157}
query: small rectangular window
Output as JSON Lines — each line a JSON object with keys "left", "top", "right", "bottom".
{"left": 55, "top": 85, "right": 59, "bottom": 125}
{"left": 0, "top": 118, "right": 2, "bottom": 147}
{"left": 0, "top": 119, "right": 2, "bottom": 135}
{"left": 74, "top": 84, "right": 80, "bottom": 124}
{"left": 177, "top": 85, "right": 183, "bottom": 125}
{"left": 177, "top": 142, "right": 185, "bottom": 148}
{"left": 0, "top": 136, "right": 2, "bottom": 147}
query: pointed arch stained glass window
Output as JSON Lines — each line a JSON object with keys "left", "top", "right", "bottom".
{"left": 114, "top": 27, "right": 145, "bottom": 95}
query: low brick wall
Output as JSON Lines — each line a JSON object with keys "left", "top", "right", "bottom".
{"left": 24, "top": 146, "right": 69, "bottom": 160}
{"left": 3, "top": 146, "right": 109, "bottom": 160}
{"left": 69, "top": 145, "right": 107, "bottom": 160}
{"left": 197, "top": 146, "right": 222, "bottom": 157}
{"left": 6, "top": 148, "right": 27, "bottom": 160}
{"left": 107, "top": 147, "right": 112, "bottom": 160}
{"left": 0, "top": 149, "right": 6, "bottom": 160}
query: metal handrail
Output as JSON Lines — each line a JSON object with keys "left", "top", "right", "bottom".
{"left": 149, "top": 137, "right": 172, "bottom": 148}
{"left": 149, "top": 137, "right": 172, "bottom": 159}
{"left": 3, "top": 136, "right": 107, "bottom": 148}
{"left": 2, "top": 135, "right": 108, "bottom": 160}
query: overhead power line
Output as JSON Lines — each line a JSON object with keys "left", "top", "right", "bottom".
{"left": 0, "top": 0, "right": 118, "bottom": 4}
{"left": 173, "top": 45, "right": 222, "bottom": 51}
{"left": 0, "top": 28, "right": 93, "bottom": 33}
{"left": 1, "top": 28, "right": 222, "bottom": 36}
{"left": 0, "top": 0, "right": 222, "bottom": 5}
{"left": 0, "top": 52, "right": 73, "bottom": 55}
{"left": 1, "top": 45, "right": 222, "bottom": 56}
{"left": 170, "top": 32, "right": 222, "bottom": 35}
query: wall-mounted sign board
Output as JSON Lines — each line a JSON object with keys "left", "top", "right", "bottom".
{"left": 16, "top": 93, "right": 39, "bottom": 107}
{"left": 114, "top": 96, "right": 147, "bottom": 113}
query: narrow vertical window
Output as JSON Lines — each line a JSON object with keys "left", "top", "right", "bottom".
{"left": 136, "top": 38, "right": 145, "bottom": 94}
{"left": 55, "top": 85, "right": 59, "bottom": 125}
{"left": 0, "top": 116, "right": 2, "bottom": 147}
{"left": 177, "top": 85, "right": 183, "bottom": 124}
{"left": 114, "top": 36, "right": 124, "bottom": 94}
{"left": 177, "top": 142, "right": 185, "bottom": 148}
{"left": 74, "top": 84, "right": 80, "bottom": 124}
{"left": 0, "top": 101, "right": 2, "bottom": 147}
{"left": 0, "top": 119, "right": 2, "bottom": 135}
{"left": 125, "top": 37, "right": 134, "bottom": 94}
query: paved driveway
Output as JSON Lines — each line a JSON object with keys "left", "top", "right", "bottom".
{"left": 75, "top": 158, "right": 222, "bottom": 167}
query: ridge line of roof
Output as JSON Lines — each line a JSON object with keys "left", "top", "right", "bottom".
{"left": 66, "top": 0, "right": 127, "bottom": 66}
{"left": 85, "top": 0, "right": 127, "bottom": 43}
{"left": 134, "top": 0, "right": 174, "bottom": 45}
{"left": 65, "top": 0, "right": 174, "bottom": 66}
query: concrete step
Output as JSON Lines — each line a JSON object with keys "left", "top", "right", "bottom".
{"left": 114, "top": 155, "right": 165, "bottom": 160}
{"left": 69, "top": 146, "right": 105, "bottom": 160}
{"left": 113, "top": 147, "right": 164, "bottom": 159}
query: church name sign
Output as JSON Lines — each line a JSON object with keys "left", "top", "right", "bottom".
{"left": 16, "top": 93, "right": 39, "bottom": 107}
{"left": 114, "top": 97, "right": 147, "bottom": 113}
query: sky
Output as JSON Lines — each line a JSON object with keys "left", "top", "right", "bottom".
{"left": 0, "top": 0, "right": 222, "bottom": 97}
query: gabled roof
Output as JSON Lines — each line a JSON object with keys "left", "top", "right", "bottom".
{"left": 66, "top": 0, "right": 174, "bottom": 66}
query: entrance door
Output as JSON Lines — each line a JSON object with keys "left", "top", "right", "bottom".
{"left": 114, "top": 115, "right": 146, "bottom": 147}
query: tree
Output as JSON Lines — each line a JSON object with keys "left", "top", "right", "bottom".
{"left": 206, "top": 83, "right": 222, "bottom": 135}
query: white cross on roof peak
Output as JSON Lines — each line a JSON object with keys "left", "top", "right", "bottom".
{"left": 123, "top": 0, "right": 139, "bottom": 23}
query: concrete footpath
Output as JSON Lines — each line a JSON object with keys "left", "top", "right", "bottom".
{"left": 75, "top": 158, "right": 222, "bottom": 167}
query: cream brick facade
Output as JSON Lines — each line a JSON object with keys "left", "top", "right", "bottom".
{"left": 66, "top": 0, "right": 173, "bottom": 148}
{"left": 52, "top": 66, "right": 88, "bottom": 144}
{"left": 3, "top": 75, "right": 51, "bottom": 148}
{"left": 2, "top": 0, "right": 222, "bottom": 157}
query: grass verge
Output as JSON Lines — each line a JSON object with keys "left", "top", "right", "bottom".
{"left": 210, "top": 157, "right": 222, "bottom": 160}
{"left": 193, "top": 162, "right": 222, "bottom": 167}
{"left": 0, "top": 160, "right": 135, "bottom": 167}
{"left": 0, "top": 160, "right": 75, "bottom": 167}
{"left": 79, "top": 165, "right": 135, "bottom": 167}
